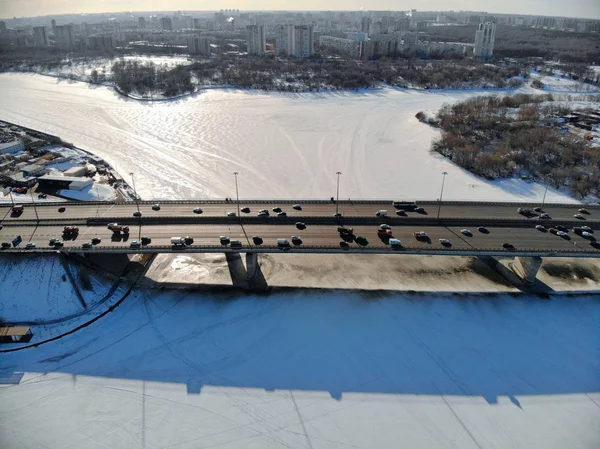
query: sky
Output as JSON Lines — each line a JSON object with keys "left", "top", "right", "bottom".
{"left": 0, "top": 0, "right": 599, "bottom": 19}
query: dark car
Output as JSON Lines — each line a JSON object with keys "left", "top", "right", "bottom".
{"left": 339, "top": 241, "right": 350, "bottom": 249}
{"left": 272, "top": 207, "right": 282, "bottom": 213}
{"left": 293, "top": 204, "right": 302, "bottom": 211}
{"left": 141, "top": 236, "right": 152, "bottom": 245}
{"left": 133, "top": 211, "right": 142, "bottom": 217}
{"left": 478, "top": 226, "right": 489, "bottom": 234}
{"left": 396, "top": 210, "right": 406, "bottom": 216}
{"left": 533, "top": 207, "right": 543, "bottom": 212}
{"left": 252, "top": 236, "right": 263, "bottom": 245}
{"left": 184, "top": 236, "right": 194, "bottom": 245}
{"left": 502, "top": 242, "right": 515, "bottom": 250}
{"left": 58, "top": 207, "right": 66, "bottom": 213}
{"left": 38, "top": 193, "right": 47, "bottom": 199}
{"left": 548, "top": 227, "right": 558, "bottom": 235}
{"left": 193, "top": 207, "right": 203, "bottom": 214}
{"left": 241, "top": 207, "right": 251, "bottom": 214}
{"left": 295, "top": 222, "right": 306, "bottom": 230}
{"left": 1, "top": 242, "right": 11, "bottom": 249}
{"left": 291, "top": 236, "right": 303, "bottom": 246}
{"left": 277, "top": 212, "right": 287, "bottom": 217}
{"left": 152, "top": 204, "right": 161, "bottom": 211}
{"left": 556, "top": 225, "right": 568, "bottom": 232}
{"left": 355, "top": 236, "right": 369, "bottom": 247}
{"left": 91, "top": 237, "right": 102, "bottom": 245}
{"left": 590, "top": 241, "right": 600, "bottom": 249}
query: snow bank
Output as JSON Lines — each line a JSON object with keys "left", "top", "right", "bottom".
{"left": 58, "top": 183, "right": 116, "bottom": 201}
{"left": 0, "top": 290, "right": 598, "bottom": 448}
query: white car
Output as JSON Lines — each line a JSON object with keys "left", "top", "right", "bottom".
{"left": 581, "top": 231, "right": 594, "bottom": 240}
{"left": 380, "top": 224, "right": 391, "bottom": 230}
{"left": 226, "top": 211, "right": 237, "bottom": 217}
{"left": 25, "top": 242, "right": 36, "bottom": 249}
{"left": 557, "top": 231, "right": 569, "bottom": 237}
{"left": 535, "top": 224, "right": 547, "bottom": 231}
{"left": 574, "top": 213, "right": 584, "bottom": 219}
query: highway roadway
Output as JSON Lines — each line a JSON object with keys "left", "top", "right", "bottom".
{"left": 1, "top": 222, "right": 598, "bottom": 254}
{"left": 1, "top": 200, "right": 598, "bottom": 223}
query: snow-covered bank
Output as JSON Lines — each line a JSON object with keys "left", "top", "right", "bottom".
{"left": 0, "top": 73, "right": 590, "bottom": 203}
{"left": 1, "top": 290, "right": 598, "bottom": 448}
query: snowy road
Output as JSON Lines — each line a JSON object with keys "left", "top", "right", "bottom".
{"left": 1, "top": 291, "right": 599, "bottom": 448}
{"left": 0, "top": 74, "right": 580, "bottom": 203}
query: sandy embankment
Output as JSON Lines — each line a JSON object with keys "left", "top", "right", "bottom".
{"left": 142, "top": 253, "right": 600, "bottom": 293}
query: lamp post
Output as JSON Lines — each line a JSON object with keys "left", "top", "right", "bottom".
{"left": 335, "top": 172, "right": 342, "bottom": 217}
{"left": 233, "top": 171, "right": 240, "bottom": 217}
{"left": 30, "top": 186, "right": 39, "bottom": 222}
{"left": 538, "top": 177, "right": 550, "bottom": 223}
{"left": 130, "top": 172, "right": 140, "bottom": 213}
{"left": 437, "top": 171, "right": 448, "bottom": 219}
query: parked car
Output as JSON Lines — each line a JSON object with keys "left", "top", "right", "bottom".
{"left": 295, "top": 222, "right": 306, "bottom": 230}
{"left": 291, "top": 236, "right": 303, "bottom": 246}
{"left": 219, "top": 236, "right": 230, "bottom": 245}
{"left": 130, "top": 241, "right": 141, "bottom": 249}
{"left": 152, "top": 204, "right": 161, "bottom": 211}
{"left": 133, "top": 211, "right": 142, "bottom": 217}
{"left": 91, "top": 237, "right": 102, "bottom": 245}
{"left": 241, "top": 207, "right": 251, "bottom": 214}
{"left": 439, "top": 239, "right": 452, "bottom": 247}
{"left": 461, "top": 229, "right": 472, "bottom": 236}
{"left": 293, "top": 204, "right": 302, "bottom": 211}
{"left": 502, "top": 242, "right": 515, "bottom": 250}
{"left": 535, "top": 225, "right": 547, "bottom": 232}
{"left": 252, "top": 236, "right": 263, "bottom": 245}
{"left": 193, "top": 207, "right": 203, "bottom": 214}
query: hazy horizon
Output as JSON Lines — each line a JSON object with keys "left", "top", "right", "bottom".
{"left": 1, "top": 0, "right": 599, "bottom": 20}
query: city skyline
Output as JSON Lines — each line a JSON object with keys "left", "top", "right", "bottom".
{"left": 1, "top": 0, "right": 600, "bottom": 20}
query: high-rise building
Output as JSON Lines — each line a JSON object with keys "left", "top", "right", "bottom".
{"left": 188, "top": 36, "right": 211, "bottom": 55}
{"left": 473, "top": 22, "right": 496, "bottom": 59}
{"left": 33, "top": 26, "right": 49, "bottom": 47}
{"left": 54, "top": 24, "right": 74, "bottom": 48}
{"left": 86, "top": 34, "right": 114, "bottom": 50}
{"left": 246, "top": 24, "right": 265, "bottom": 55}
{"left": 138, "top": 17, "right": 146, "bottom": 28}
{"left": 293, "top": 25, "right": 313, "bottom": 58}
{"left": 275, "top": 24, "right": 294, "bottom": 56}
{"left": 51, "top": 19, "right": 56, "bottom": 33}
{"left": 160, "top": 17, "right": 173, "bottom": 31}
{"left": 361, "top": 17, "right": 372, "bottom": 35}
{"left": 0, "top": 21, "right": 6, "bottom": 32}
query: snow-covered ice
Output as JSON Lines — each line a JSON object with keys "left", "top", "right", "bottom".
{"left": 1, "top": 290, "right": 598, "bottom": 448}
{"left": 0, "top": 73, "right": 588, "bottom": 203}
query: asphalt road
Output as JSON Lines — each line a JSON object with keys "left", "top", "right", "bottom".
{"left": 0, "top": 201, "right": 598, "bottom": 223}
{"left": 1, "top": 222, "right": 597, "bottom": 254}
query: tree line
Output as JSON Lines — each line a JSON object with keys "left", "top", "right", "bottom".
{"left": 425, "top": 94, "right": 600, "bottom": 198}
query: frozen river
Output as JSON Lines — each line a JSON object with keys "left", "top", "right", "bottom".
{"left": 0, "top": 73, "right": 578, "bottom": 202}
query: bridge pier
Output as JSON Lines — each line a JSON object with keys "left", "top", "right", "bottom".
{"left": 511, "top": 256, "right": 543, "bottom": 285}
{"left": 245, "top": 252, "right": 258, "bottom": 281}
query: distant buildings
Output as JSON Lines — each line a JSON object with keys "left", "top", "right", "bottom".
{"left": 138, "top": 17, "right": 146, "bottom": 28}
{"left": 86, "top": 34, "right": 114, "bottom": 50}
{"left": 54, "top": 24, "right": 74, "bottom": 48}
{"left": 473, "top": 22, "right": 496, "bottom": 59}
{"left": 246, "top": 24, "right": 265, "bottom": 55}
{"left": 0, "top": 21, "right": 6, "bottom": 32}
{"left": 188, "top": 36, "right": 211, "bottom": 55}
{"left": 160, "top": 17, "right": 173, "bottom": 31}
{"left": 361, "top": 17, "right": 372, "bottom": 35}
{"left": 275, "top": 25, "right": 313, "bottom": 57}
{"left": 0, "top": 139, "right": 25, "bottom": 155}
{"left": 319, "top": 36, "right": 362, "bottom": 58}
{"left": 33, "top": 26, "right": 49, "bottom": 47}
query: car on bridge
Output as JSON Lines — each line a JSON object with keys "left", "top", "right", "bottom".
{"left": 439, "top": 239, "right": 452, "bottom": 247}
{"left": 133, "top": 211, "right": 142, "bottom": 217}
{"left": 241, "top": 207, "right": 251, "bottom": 214}
{"left": 574, "top": 213, "right": 585, "bottom": 219}
{"left": 579, "top": 208, "right": 590, "bottom": 214}
{"left": 152, "top": 204, "right": 161, "bottom": 211}
{"left": 219, "top": 236, "right": 230, "bottom": 245}
{"left": 293, "top": 204, "right": 302, "bottom": 211}
{"left": 502, "top": 242, "right": 515, "bottom": 250}
{"left": 478, "top": 227, "right": 489, "bottom": 234}
{"left": 355, "top": 236, "right": 369, "bottom": 247}
{"left": 339, "top": 241, "right": 350, "bottom": 249}
{"left": 376, "top": 210, "right": 387, "bottom": 217}
{"left": 193, "top": 207, "right": 203, "bottom": 214}
{"left": 277, "top": 212, "right": 287, "bottom": 217}
{"left": 461, "top": 229, "right": 473, "bottom": 236}
{"left": 130, "top": 241, "right": 141, "bottom": 249}
{"left": 258, "top": 209, "right": 269, "bottom": 216}
{"left": 184, "top": 236, "right": 194, "bottom": 245}
{"left": 272, "top": 207, "right": 282, "bottom": 213}
{"left": 226, "top": 211, "right": 237, "bottom": 217}
{"left": 91, "top": 237, "right": 102, "bottom": 245}
{"left": 413, "top": 231, "right": 429, "bottom": 241}
{"left": 1, "top": 242, "right": 11, "bottom": 249}
{"left": 141, "top": 236, "right": 152, "bottom": 245}
{"left": 230, "top": 240, "right": 242, "bottom": 249}
{"left": 25, "top": 242, "right": 36, "bottom": 249}
{"left": 581, "top": 232, "right": 595, "bottom": 241}
{"left": 58, "top": 206, "right": 66, "bottom": 213}
{"left": 291, "top": 236, "right": 302, "bottom": 246}
{"left": 277, "top": 239, "right": 290, "bottom": 250}
{"left": 396, "top": 210, "right": 406, "bottom": 216}
{"left": 535, "top": 225, "right": 547, "bottom": 232}
{"left": 295, "top": 222, "right": 306, "bottom": 230}
{"left": 252, "top": 236, "right": 263, "bottom": 245}
{"left": 591, "top": 241, "right": 600, "bottom": 249}
{"left": 81, "top": 242, "right": 92, "bottom": 249}
{"left": 389, "top": 239, "right": 402, "bottom": 249}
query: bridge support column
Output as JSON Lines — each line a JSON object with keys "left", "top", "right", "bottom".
{"left": 512, "top": 256, "right": 543, "bottom": 285}
{"left": 245, "top": 252, "right": 258, "bottom": 281}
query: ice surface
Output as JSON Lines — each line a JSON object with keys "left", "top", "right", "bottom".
{"left": 1, "top": 290, "right": 598, "bottom": 448}
{"left": 0, "top": 73, "right": 587, "bottom": 203}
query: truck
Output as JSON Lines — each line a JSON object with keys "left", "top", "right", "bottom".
{"left": 107, "top": 223, "right": 130, "bottom": 234}
{"left": 392, "top": 201, "right": 418, "bottom": 211}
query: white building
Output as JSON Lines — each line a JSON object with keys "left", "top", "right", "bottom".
{"left": 33, "top": 26, "right": 49, "bottom": 47}
{"left": 474, "top": 22, "right": 496, "bottom": 59}
{"left": 0, "top": 140, "right": 25, "bottom": 155}
{"left": 293, "top": 25, "right": 314, "bottom": 58}
{"left": 188, "top": 36, "right": 211, "bottom": 55}
{"left": 246, "top": 24, "right": 265, "bottom": 55}
{"left": 275, "top": 24, "right": 294, "bottom": 56}
{"left": 54, "top": 24, "right": 74, "bottom": 48}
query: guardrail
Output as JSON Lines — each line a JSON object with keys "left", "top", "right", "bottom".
{"left": 1, "top": 244, "right": 598, "bottom": 258}
{"left": 1, "top": 199, "right": 597, "bottom": 209}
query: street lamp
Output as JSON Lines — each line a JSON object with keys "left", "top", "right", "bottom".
{"left": 233, "top": 171, "right": 240, "bottom": 217}
{"left": 335, "top": 172, "right": 342, "bottom": 217}
{"left": 437, "top": 171, "right": 448, "bottom": 219}
{"left": 130, "top": 172, "right": 140, "bottom": 213}
{"left": 30, "top": 186, "right": 39, "bottom": 222}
